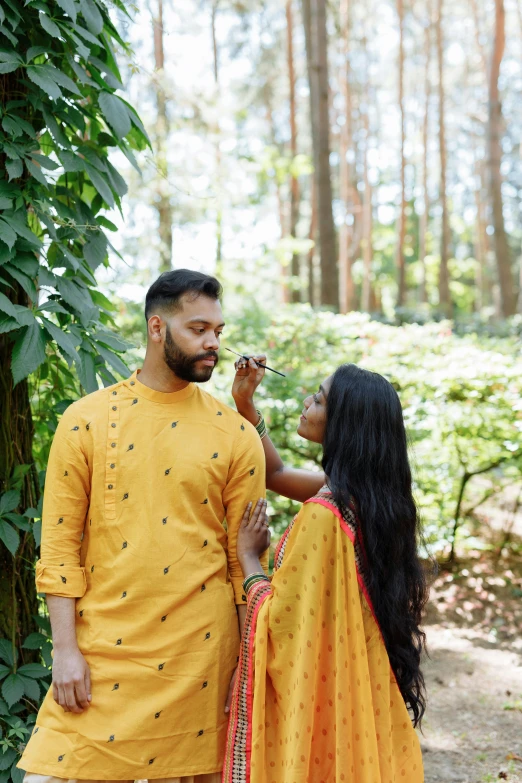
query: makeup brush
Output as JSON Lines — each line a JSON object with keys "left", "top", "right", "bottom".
{"left": 225, "top": 347, "right": 286, "bottom": 377}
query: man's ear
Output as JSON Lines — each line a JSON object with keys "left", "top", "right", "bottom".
{"left": 147, "top": 314, "right": 164, "bottom": 343}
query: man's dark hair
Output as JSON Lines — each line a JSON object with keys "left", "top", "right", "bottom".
{"left": 145, "top": 269, "right": 222, "bottom": 321}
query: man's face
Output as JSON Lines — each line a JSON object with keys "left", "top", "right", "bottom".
{"left": 162, "top": 294, "right": 224, "bottom": 383}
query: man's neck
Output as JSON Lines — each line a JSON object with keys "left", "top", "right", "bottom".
{"left": 137, "top": 356, "right": 190, "bottom": 394}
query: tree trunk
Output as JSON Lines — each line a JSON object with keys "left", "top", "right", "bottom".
{"left": 286, "top": 0, "right": 301, "bottom": 304}
{"left": 395, "top": 0, "right": 407, "bottom": 308}
{"left": 436, "top": 0, "right": 452, "bottom": 315}
{"left": 152, "top": 0, "right": 173, "bottom": 273}
{"left": 301, "top": 0, "right": 338, "bottom": 309}
{"left": 0, "top": 284, "right": 39, "bottom": 652}
{"left": 361, "top": 34, "right": 373, "bottom": 312}
{"left": 307, "top": 177, "right": 318, "bottom": 306}
{"left": 487, "top": 0, "right": 516, "bottom": 316}
{"left": 211, "top": 1, "right": 224, "bottom": 277}
{"left": 419, "top": 19, "right": 431, "bottom": 305}
{"left": 338, "top": 0, "right": 357, "bottom": 313}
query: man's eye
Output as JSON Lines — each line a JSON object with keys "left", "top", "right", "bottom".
{"left": 216, "top": 332, "right": 223, "bottom": 337}
{"left": 193, "top": 328, "right": 205, "bottom": 334}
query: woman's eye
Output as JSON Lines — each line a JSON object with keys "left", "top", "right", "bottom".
{"left": 313, "top": 393, "right": 319, "bottom": 404}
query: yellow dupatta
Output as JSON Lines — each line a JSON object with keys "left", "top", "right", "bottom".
{"left": 223, "top": 487, "right": 423, "bottom": 783}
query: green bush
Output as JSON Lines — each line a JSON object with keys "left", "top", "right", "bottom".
{"left": 213, "top": 304, "right": 522, "bottom": 558}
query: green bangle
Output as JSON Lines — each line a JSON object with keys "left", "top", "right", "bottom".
{"left": 243, "top": 572, "right": 267, "bottom": 593}
{"left": 255, "top": 410, "right": 267, "bottom": 439}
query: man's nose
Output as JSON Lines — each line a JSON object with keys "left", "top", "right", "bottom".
{"left": 203, "top": 332, "right": 219, "bottom": 351}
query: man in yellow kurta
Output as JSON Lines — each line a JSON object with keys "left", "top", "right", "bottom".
{"left": 19, "top": 270, "right": 266, "bottom": 783}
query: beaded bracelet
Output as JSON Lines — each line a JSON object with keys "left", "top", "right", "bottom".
{"left": 243, "top": 572, "right": 269, "bottom": 594}
{"left": 255, "top": 410, "right": 268, "bottom": 440}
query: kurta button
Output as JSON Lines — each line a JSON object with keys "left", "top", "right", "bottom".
{"left": 111, "top": 442, "right": 116, "bottom": 448}
{"left": 111, "top": 423, "right": 116, "bottom": 428}
{"left": 110, "top": 463, "right": 115, "bottom": 469}
{"left": 108, "top": 484, "right": 113, "bottom": 489}
{"left": 112, "top": 391, "right": 117, "bottom": 395}
{"left": 112, "top": 406, "right": 117, "bottom": 411}
{"left": 130, "top": 380, "right": 135, "bottom": 385}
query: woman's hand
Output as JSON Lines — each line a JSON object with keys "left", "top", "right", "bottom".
{"left": 231, "top": 355, "right": 266, "bottom": 422}
{"left": 237, "top": 498, "right": 270, "bottom": 572}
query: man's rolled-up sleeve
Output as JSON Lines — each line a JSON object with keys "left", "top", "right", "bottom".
{"left": 223, "top": 421, "right": 267, "bottom": 605}
{"left": 35, "top": 407, "right": 89, "bottom": 598}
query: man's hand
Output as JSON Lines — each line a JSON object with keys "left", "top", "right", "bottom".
{"left": 225, "top": 665, "right": 238, "bottom": 714}
{"left": 52, "top": 646, "right": 91, "bottom": 714}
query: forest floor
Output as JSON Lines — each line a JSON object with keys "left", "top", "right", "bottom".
{"left": 420, "top": 549, "right": 522, "bottom": 783}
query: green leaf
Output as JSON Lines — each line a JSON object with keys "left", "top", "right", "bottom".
{"left": 0, "top": 748, "right": 16, "bottom": 772}
{"left": 11, "top": 304, "right": 36, "bottom": 326}
{"left": 83, "top": 228, "right": 107, "bottom": 269}
{"left": 0, "top": 196, "right": 13, "bottom": 210}
{"left": 0, "top": 59, "right": 19, "bottom": 73}
{"left": 41, "top": 317, "right": 79, "bottom": 360}
{"left": 79, "top": 0, "right": 103, "bottom": 34}
{"left": 0, "top": 315, "right": 19, "bottom": 335}
{"left": 55, "top": 0, "right": 78, "bottom": 23}
{"left": 0, "top": 220, "right": 16, "bottom": 250}
{"left": 33, "top": 518, "right": 41, "bottom": 547}
{"left": 26, "top": 158, "right": 49, "bottom": 187}
{"left": 39, "top": 11, "right": 61, "bottom": 38}
{"left": 95, "top": 215, "right": 117, "bottom": 231}
{"left": 30, "top": 153, "right": 60, "bottom": 171}
{"left": 1, "top": 674, "right": 24, "bottom": 708}
{"left": 26, "top": 65, "right": 63, "bottom": 100}
{"left": 84, "top": 163, "right": 114, "bottom": 208}
{"left": 98, "top": 91, "right": 131, "bottom": 140}
{"left": 0, "top": 520, "right": 20, "bottom": 555}
{"left": 20, "top": 675, "right": 40, "bottom": 702}
{"left": 48, "top": 65, "right": 82, "bottom": 97}
{"left": 22, "top": 633, "right": 48, "bottom": 650}
{"left": 0, "top": 25, "right": 18, "bottom": 46}
{"left": 11, "top": 322, "right": 47, "bottom": 386}
{"left": 72, "top": 22, "right": 100, "bottom": 46}
{"left": 0, "top": 292, "right": 18, "bottom": 320}
{"left": 26, "top": 45, "right": 50, "bottom": 62}
{"left": 3, "top": 513, "right": 31, "bottom": 531}
{"left": 17, "top": 663, "right": 50, "bottom": 679}
{"left": 0, "top": 489, "right": 20, "bottom": 515}
{"left": 0, "top": 664, "right": 11, "bottom": 679}
{"left": 59, "top": 150, "right": 85, "bottom": 172}
{"left": 6, "top": 159, "right": 23, "bottom": 181}
{"left": 3, "top": 263, "right": 38, "bottom": 301}
{"left": 56, "top": 276, "right": 91, "bottom": 312}
{"left": 8, "top": 213, "right": 42, "bottom": 246}
{"left": 0, "top": 640, "right": 15, "bottom": 666}
{"left": 1, "top": 116, "right": 21, "bottom": 138}
{"left": 94, "top": 342, "right": 129, "bottom": 378}
{"left": 91, "top": 329, "right": 130, "bottom": 352}
{"left": 105, "top": 161, "right": 127, "bottom": 197}
{"left": 77, "top": 347, "right": 97, "bottom": 392}
{"left": 0, "top": 697, "right": 8, "bottom": 715}
{"left": 11, "top": 761, "right": 25, "bottom": 783}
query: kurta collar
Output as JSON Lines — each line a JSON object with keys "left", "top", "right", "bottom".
{"left": 124, "top": 369, "right": 195, "bottom": 404}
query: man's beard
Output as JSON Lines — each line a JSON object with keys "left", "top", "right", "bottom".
{"left": 164, "top": 326, "right": 219, "bottom": 383}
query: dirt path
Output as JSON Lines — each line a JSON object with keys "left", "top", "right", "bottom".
{"left": 420, "top": 556, "right": 522, "bottom": 783}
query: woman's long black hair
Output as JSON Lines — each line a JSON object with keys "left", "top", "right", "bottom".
{"left": 322, "top": 363, "right": 428, "bottom": 727}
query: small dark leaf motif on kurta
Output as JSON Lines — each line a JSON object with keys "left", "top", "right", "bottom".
{"left": 115, "top": 638, "right": 122, "bottom": 646}
{"left": 161, "top": 615, "right": 167, "bottom": 622}
{"left": 57, "top": 517, "right": 64, "bottom": 525}
{"left": 149, "top": 759, "right": 156, "bottom": 765}
{"left": 158, "top": 663, "right": 165, "bottom": 671}
{"left": 91, "top": 565, "right": 95, "bottom": 572}
{"left": 33, "top": 727, "right": 39, "bottom": 734}
{"left": 108, "top": 735, "right": 115, "bottom": 742}
{"left": 121, "top": 591, "right": 127, "bottom": 599}
{"left": 202, "top": 540, "right": 208, "bottom": 547}
{"left": 127, "top": 444, "right": 134, "bottom": 451}
{"left": 201, "top": 584, "right": 206, "bottom": 592}
{"left": 86, "top": 423, "right": 90, "bottom": 431}
{"left": 132, "top": 399, "right": 138, "bottom": 405}
{"left": 64, "top": 471, "right": 68, "bottom": 477}
{"left": 197, "top": 730, "right": 204, "bottom": 737}
{"left": 71, "top": 426, "right": 79, "bottom": 431}
{"left": 171, "top": 421, "right": 178, "bottom": 428}
{"left": 122, "top": 542, "right": 127, "bottom": 549}
{"left": 164, "top": 468, "right": 171, "bottom": 476}
{"left": 112, "top": 683, "right": 119, "bottom": 691}
{"left": 202, "top": 681, "right": 208, "bottom": 689}
{"left": 163, "top": 567, "right": 169, "bottom": 575}
{"left": 155, "top": 711, "right": 162, "bottom": 718}
{"left": 60, "top": 575, "right": 67, "bottom": 584}
{"left": 162, "top": 517, "right": 168, "bottom": 525}
{"left": 250, "top": 468, "right": 256, "bottom": 476}
{"left": 205, "top": 632, "right": 210, "bottom": 640}
{"left": 211, "top": 453, "right": 218, "bottom": 459}
{"left": 58, "top": 755, "right": 65, "bottom": 762}
{"left": 217, "top": 411, "right": 222, "bottom": 416}
{"left": 241, "top": 424, "right": 245, "bottom": 431}
{"left": 79, "top": 610, "right": 83, "bottom": 617}
{"left": 201, "top": 499, "right": 208, "bottom": 505}
{"left": 121, "top": 493, "right": 129, "bottom": 501}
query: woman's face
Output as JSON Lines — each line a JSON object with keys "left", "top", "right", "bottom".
{"left": 297, "top": 376, "right": 332, "bottom": 444}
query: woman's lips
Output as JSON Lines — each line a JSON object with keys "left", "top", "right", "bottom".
{"left": 300, "top": 414, "right": 307, "bottom": 423}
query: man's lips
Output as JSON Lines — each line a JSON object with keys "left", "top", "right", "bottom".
{"left": 199, "top": 356, "right": 217, "bottom": 366}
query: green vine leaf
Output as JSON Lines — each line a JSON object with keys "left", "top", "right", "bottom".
{"left": 1, "top": 674, "right": 24, "bottom": 709}
{"left": 0, "top": 520, "right": 20, "bottom": 555}
{"left": 0, "top": 490, "right": 21, "bottom": 515}
{"left": 11, "top": 322, "right": 48, "bottom": 386}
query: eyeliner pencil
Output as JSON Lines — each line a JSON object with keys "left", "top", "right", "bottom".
{"left": 225, "top": 347, "right": 286, "bottom": 377}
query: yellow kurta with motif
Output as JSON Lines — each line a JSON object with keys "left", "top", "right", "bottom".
{"left": 19, "top": 370, "right": 266, "bottom": 780}
{"left": 224, "top": 493, "right": 423, "bottom": 783}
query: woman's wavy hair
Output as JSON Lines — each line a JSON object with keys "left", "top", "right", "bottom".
{"left": 322, "top": 363, "right": 428, "bottom": 727}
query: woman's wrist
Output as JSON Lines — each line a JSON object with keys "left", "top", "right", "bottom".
{"left": 234, "top": 400, "right": 259, "bottom": 426}
{"left": 239, "top": 553, "right": 263, "bottom": 578}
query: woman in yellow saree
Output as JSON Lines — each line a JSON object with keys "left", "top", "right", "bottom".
{"left": 224, "top": 361, "right": 428, "bottom": 783}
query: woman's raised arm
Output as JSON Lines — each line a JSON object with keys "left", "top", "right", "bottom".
{"left": 231, "top": 356, "right": 325, "bottom": 502}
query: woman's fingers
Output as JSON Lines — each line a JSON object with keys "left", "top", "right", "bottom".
{"left": 240, "top": 501, "right": 253, "bottom": 527}
{"left": 249, "top": 498, "right": 266, "bottom": 528}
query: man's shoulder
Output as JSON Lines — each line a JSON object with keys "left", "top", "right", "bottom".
{"left": 195, "top": 387, "right": 259, "bottom": 438}
{"left": 60, "top": 381, "right": 121, "bottom": 422}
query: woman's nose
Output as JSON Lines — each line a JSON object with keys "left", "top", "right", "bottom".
{"left": 303, "top": 395, "right": 312, "bottom": 409}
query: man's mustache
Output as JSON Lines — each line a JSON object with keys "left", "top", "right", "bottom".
{"left": 191, "top": 351, "right": 219, "bottom": 364}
